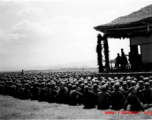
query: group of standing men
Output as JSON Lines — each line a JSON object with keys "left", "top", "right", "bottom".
{"left": 115, "top": 48, "right": 128, "bottom": 69}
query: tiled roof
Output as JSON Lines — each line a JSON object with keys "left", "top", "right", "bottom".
{"left": 94, "top": 4, "right": 152, "bottom": 32}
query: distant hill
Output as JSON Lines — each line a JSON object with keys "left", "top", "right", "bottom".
{"left": 52, "top": 60, "right": 97, "bottom": 69}
{"left": 0, "top": 60, "right": 97, "bottom": 72}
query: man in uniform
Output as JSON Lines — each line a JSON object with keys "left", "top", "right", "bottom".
{"left": 20, "top": 84, "right": 31, "bottom": 100}
{"left": 120, "top": 82, "right": 128, "bottom": 99}
{"left": 69, "top": 85, "right": 83, "bottom": 105}
{"left": 97, "top": 85, "right": 111, "bottom": 109}
{"left": 111, "top": 82, "right": 125, "bottom": 110}
{"left": 47, "top": 82, "right": 57, "bottom": 103}
{"left": 56, "top": 82, "right": 66, "bottom": 103}
{"left": 83, "top": 86, "right": 97, "bottom": 109}
{"left": 123, "top": 87, "right": 145, "bottom": 111}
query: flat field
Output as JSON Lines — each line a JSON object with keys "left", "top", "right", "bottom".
{"left": 0, "top": 95, "right": 152, "bottom": 120}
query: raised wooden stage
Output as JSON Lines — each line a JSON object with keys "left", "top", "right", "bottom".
{"left": 97, "top": 71, "right": 152, "bottom": 78}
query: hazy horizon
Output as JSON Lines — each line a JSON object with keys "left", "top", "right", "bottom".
{"left": 0, "top": 0, "right": 152, "bottom": 71}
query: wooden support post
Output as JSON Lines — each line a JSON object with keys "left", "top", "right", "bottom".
{"left": 103, "top": 34, "right": 110, "bottom": 71}
{"left": 96, "top": 34, "right": 104, "bottom": 73}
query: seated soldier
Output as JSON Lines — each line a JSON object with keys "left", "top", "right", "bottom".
{"left": 120, "top": 82, "right": 128, "bottom": 99}
{"left": 137, "top": 81, "right": 145, "bottom": 103}
{"left": 56, "top": 82, "right": 66, "bottom": 104}
{"left": 111, "top": 82, "right": 125, "bottom": 110}
{"left": 47, "top": 83, "right": 57, "bottom": 103}
{"left": 30, "top": 82, "right": 40, "bottom": 100}
{"left": 97, "top": 85, "right": 111, "bottom": 109}
{"left": 142, "top": 82, "right": 152, "bottom": 108}
{"left": 64, "top": 84, "right": 72, "bottom": 104}
{"left": 38, "top": 83, "right": 47, "bottom": 101}
{"left": 69, "top": 85, "right": 83, "bottom": 106}
{"left": 20, "top": 84, "right": 31, "bottom": 100}
{"left": 83, "top": 86, "right": 97, "bottom": 109}
{"left": 123, "top": 87, "right": 145, "bottom": 111}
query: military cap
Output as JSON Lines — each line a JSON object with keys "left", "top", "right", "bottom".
{"left": 84, "top": 86, "right": 89, "bottom": 90}
{"left": 126, "top": 76, "right": 131, "bottom": 80}
{"left": 114, "top": 77, "right": 118, "bottom": 80}
{"left": 47, "top": 83, "right": 51, "bottom": 87}
{"left": 51, "top": 82, "right": 56, "bottom": 86}
{"left": 145, "top": 82, "right": 150, "bottom": 86}
{"left": 101, "top": 81, "right": 105, "bottom": 85}
{"left": 68, "top": 84, "right": 72, "bottom": 88}
{"left": 72, "top": 85, "right": 76, "bottom": 89}
{"left": 127, "top": 80, "right": 131, "bottom": 83}
{"left": 149, "top": 80, "right": 152, "bottom": 83}
{"left": 119, "top": 80, "right": 123, "bottom": 83}
{"left": 101, "top": 85, "right": 106, "bottom": 90}
{"left": 132, "top": 87, "right": 138, "bottom": 93}
{"left": 144, "top": 77, "right": 149, "bottom": 82}
{"left": 80, "top": 83, "right": 84, "bottom": 88}
{"left": 75, "top": 82, "right": 79, "bottom": 86}
{"left": 108, "top": 77, "right": 112, "bottom": 81}
{"left": 131, "top": 80, "right": 136, "bottom": 85}
{"left": 139, "top": 76, "right": 144, "bottom": 80}
{"left": 93, "top": 84, "right": 98, "bottom": 88}
{"left": 115, "top": 82, "right": 120, "bottom": 88}
{"left": 122, "top": 82, "right": 127, "bottom": 86}
{"left": 138, "top": 81, "right": 144, "bottom": 85}
{"left": 111, "top": 81, "right": 115, "bottom": 86}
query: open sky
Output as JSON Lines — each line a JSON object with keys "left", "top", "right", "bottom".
{"left": 0, "top": 0, "right": 152, "bottom": 71}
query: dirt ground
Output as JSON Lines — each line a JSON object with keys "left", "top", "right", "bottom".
{"left": 0, "top": 95, "right": 152, "bottom": 120}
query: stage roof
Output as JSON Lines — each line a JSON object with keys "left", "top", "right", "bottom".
{"left": 94, "top": 4, "right": 152, "bottom": 38}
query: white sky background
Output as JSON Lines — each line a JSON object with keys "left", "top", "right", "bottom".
{"left": 0, "top": 0, "right": 152, "bottom": 70}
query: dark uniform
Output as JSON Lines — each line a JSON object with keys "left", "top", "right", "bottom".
{"left": 83, "top": 86, "right": 97, "bottom": 109}
{"left": 30, "top": 83, "right": 40, "bottom": 100}
{"left": 142, "top": 82, "right": 152, "bottom": 108}
{"left": 64, "top": 84, "right": 72, "bottom": 104}
{"left": 47, "top": 83, "right": 57, "bottom": 103}
{"left": 56, "top": 84, "right": 66, "bottom": 103}
{"left": 97, "top": 86, "right": 111, "bottom": 109}
{"left": 20, "top": 84, "right": 31, "bottom": 100}
{"left": 124, "top": 87, "right": 145, "bottom": 111}
{"left": 137, "top": 81, "right": 145, "bottom": 103}
{"left": 111, "top": 83, "right": 125, "bottom": 110}
{"left": 38, "top": 83, "right": 47, "bottom": 101}
{"left": 120, "top": 82, "right": 128, "bottom": 99}
{"left": 69, "top": 85, "right": 82, "bottom": 105}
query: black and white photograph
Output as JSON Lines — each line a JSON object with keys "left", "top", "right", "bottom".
{"left": 0, "top": 0, "right": 152, "bottom": 119}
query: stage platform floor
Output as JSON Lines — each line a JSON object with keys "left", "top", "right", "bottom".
{"left": 97, "top": 71, "right": 152, "bottom": 78}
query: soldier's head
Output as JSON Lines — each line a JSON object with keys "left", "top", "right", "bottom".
{"left": 68, "top": 84, "right": 72, "bottom": 89}
{"left": 131, "top": 80, "right": 136, "bottom": 86}
{"left": 138, "top": 81, "right": 144, "bottom": 88}
{"left": 122, "top": 82, "right": 127, "bottom": 89}
{"left": 143, "top": 77, "right": 149, "bottom": 83}
{"left": 93, "top": 84, "right": 98, "bottom": 89}
{"left": 114, "top": 82, "right": 120, "bottom": 90}
{"left": 149, "top": 80, "right": 152, "bottom": 88}
{"left": 111, "top": 81, "right": 115, "bottom": 87}
{"left": 127, "top": 80, "right": 131, "bottom": 88}
{"left": 80, "top": 83, "right": 84, "bottom": 89}
{"left": 119, "top": 80, "right": 123, "bottom": 86}
{"left": 139, "top": 76, "right": 144, "bottom": 81}
{"left": 84, "top": 86, "right": 89, "bottom": 92}
{"left": 132, "top": 87, "right": 138, "bottom": 94}
{"left": 47, "top": 83, "right": 51, "bottom": 88}
{"left": 145, "top": 82, "right": 150, "bottom": 89}
{"left": 101, "top": 85, "right": 106, "bottom": 92}
{"left": 72, "top": 85, "right": 76, "bottom": 90}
